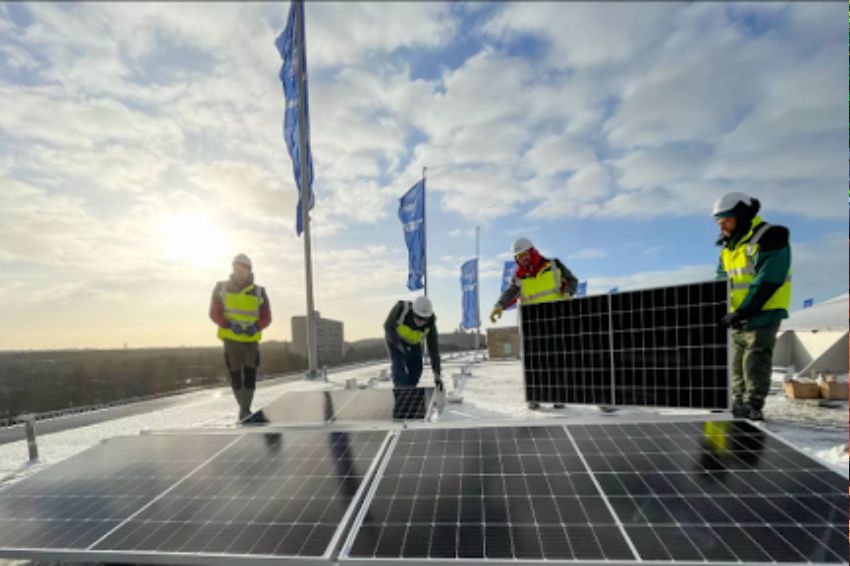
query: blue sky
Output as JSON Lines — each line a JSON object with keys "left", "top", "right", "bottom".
{"left": 0, "top": 2, "right": 846, "bottom": 349}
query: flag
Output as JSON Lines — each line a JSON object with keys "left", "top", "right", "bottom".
{"left": 609, "top": 286, "right": 619, "bottom": 294}
{"left": 461, "top": 258, "right": 479, "bottom": 330}
{"left": 399, "top": 180, "right": 425, "bottom": 290}
{"left": 275, "top": 0, "right": 314, "bottom": 236}
{"left": 575, "top": 281, "right": 587, "bottom": 297}
{"left": 500, "top": 261, "right": 517, "bottom": 310}
{"left": 803, "top": 298, "right": 814, "bottom": 308}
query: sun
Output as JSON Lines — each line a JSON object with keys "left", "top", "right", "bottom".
{"left": 161, "top": 214, "right": 229, "bottom": 268}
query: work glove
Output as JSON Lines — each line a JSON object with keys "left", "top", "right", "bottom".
{"left": 489, "top": 304, "right": 504, "bottom": 323}
{"left": 244, "top": 324, "right": 259, "bottom": 337}
{"left": 719, "top": 312, "right": 744, "bottom": 330}
{"left": 434, "top": 374, "right": 444, "bottom": 392}
{"left": 229, "top": 322, "right": 245, "bottom": 335}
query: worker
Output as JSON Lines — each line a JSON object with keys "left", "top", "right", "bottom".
{"left": 384, "top": 296, "right": 444, "bottom": 392}
{"left": 209, "top": 253, "right": 272, "bottom": 421}
{"left": 714, "top": 193, "right": 791, "bottom": 421}
{"left": 490, "top": 237, "right": 578, "bottom": 410}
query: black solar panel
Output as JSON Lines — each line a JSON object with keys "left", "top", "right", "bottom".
{"left": 344, "top": 424, "right": 635, "bottom": 561}
{"left": 0, "top": 434, "right": 235, "bottom": 551}
{"left": 0, "top": 430, "right": 389, "bottom": 562}
{"left": 245, "top": 388, "right": 433, "bottom": 425}
{"left": 521, "top": 280, "right": 729, "bottom": 408}
{"left": 341, "top": 420, "right": 848, "bottom": 565}
{"left": 332, "top": 387, "right": 434, "bottom": 422}
{"left": 243, "top": 389, "right": 358, "bottom": 425}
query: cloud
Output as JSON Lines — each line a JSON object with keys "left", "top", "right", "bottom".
{"left": 568, "top": 248, "right": 608, "bottom": 261}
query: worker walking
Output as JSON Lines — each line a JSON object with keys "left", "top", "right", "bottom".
{"left": 209, "top": 254, "right": 272, "bottom": 421}
{"left": 490, "top": 237, "right": 578, "bottom": 410}
{"left": 384, "top": 296, "right": 444, "bottom": 392}
{"left": 714, "top": 193, "right": 791, "bottom": 421}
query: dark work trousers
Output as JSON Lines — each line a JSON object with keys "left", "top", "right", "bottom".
{"left": 388, "top": 343, "right": 423, "bottom": 388}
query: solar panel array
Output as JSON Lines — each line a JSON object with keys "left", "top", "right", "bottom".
{"left": 0, "top": 430, "right": 389, "bottom": 562}
{"left": 522, "top": 280, "right": 729, "bottom": 408}
{"left": 341, "top": 420, "right": 848, "bottom": 564}
{"left": 245, "top": 387, "right": 434, "bottom": 426}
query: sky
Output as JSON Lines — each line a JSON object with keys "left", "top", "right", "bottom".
{"left": 0, "top": 2, "right": 847, "bottom": 350}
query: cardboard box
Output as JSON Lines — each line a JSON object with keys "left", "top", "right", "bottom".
{"left": 820, "top": 381, "right": 849, "bottom": 400}
{"left": 487, "top": 327, "right": 521, "bottom": 360}
{"left": 784, "top": 380, "right": 821, "bottom": 400}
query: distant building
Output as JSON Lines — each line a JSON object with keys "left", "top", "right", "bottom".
{"left": 291, "top": 312, "right": 344, "bottom": 366}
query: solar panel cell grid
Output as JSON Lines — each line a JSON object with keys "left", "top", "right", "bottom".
{"left": 522, "top": 280, "right": 728, "bottom": 408}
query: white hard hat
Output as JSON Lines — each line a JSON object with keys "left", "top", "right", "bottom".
{"left": 512, "top": 237, "right": 534, "bottom": 255}
{"left": 232, "top": 253, "right": 252, "bottom": 269}
{"left": 712, "top": 192, "right": 752, "bottom": 217}
{"left": 412, "top": 296, "right": 433, "bottom": 318}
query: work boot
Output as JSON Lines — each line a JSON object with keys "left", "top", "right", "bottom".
{"left": 599, "top": 405, "right": 618, "bottom": 414}
{"left": 527, "top": 402, "right": 540, "bottom": 410}
{"left": 238, "top": 389, "right": 254, "bottom": 422}
{"left": 731, "top": 399, "right": 749, "bottom": 419}
{"left": 553, "top": 403, "right": 565, "bottom": 409}
{"left": 747, "top": 407, "right": 764, "bottom": 422}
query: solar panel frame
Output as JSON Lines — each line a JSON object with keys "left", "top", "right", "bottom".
{"left": 521, "top": 280, "right": 731, "bottom": 409}
{"left": 0, "top": 429, "right": 393, "bottom": 565}
{"left": 339, "top": 418, "right": 848, "bottom": 566}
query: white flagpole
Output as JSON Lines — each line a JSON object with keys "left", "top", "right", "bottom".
{"left": 294, "top": 0, "right": 318, "bottom": 377}
{"left": 422, "top": 166, "right": 428, "bottom": 298}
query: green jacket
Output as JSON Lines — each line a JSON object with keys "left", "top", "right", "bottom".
{"left": 716, "top": 223, "right": 791, "bottom": 330}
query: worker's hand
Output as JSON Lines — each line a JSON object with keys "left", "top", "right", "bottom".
{"left": 719, "top": 312, "right": 743, "bottom": 330}
{"left": 489, "top": 305, "right": 504, "bottom": 323}
{"left": 244, "top": 324, "right": 259, "bottom": 337}
{"left": 229, "top": 322, "right": 244, "bottom": 335}
{"left": 434, "top": 374, "right": 444, "bottom": 392}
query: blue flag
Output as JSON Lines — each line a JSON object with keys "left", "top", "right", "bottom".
{"left": 575, "top": 281, "right": 587, "bottom": 297}
{"left": 399, "top": 180, "right": 425, "bottom": 290}
{"left": 275, "top": 0, "right": 314, "bottom": 236}
{"left": 500, "top": 261, "right": 517, "bottom": 311}
{"left": 461, "top": 259, "right": 479, "bottom": 330}
{"left": 609, "top": 286, "right": 619, "bottom": 294}
{"left": 803, "top": 298, "right": 814, "bottom": 308}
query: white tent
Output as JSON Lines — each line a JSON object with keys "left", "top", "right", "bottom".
{"left": 773, "top": 294, "right": 848, "bottom": 378}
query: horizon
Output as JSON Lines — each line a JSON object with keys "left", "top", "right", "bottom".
{"left": 1, "top": 2, "right": 847, "bottom": 350}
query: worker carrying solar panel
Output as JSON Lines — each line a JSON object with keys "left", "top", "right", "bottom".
{"left": 714, "top": 193, "right": 792, "bottom": 422}
{"left": 209, "top": 253, "right": 272, "bottom": 422}
{"left": 490, "top": 237, "right": 579, "bottom": 410}
{"left": 383, "top": 296, "right": 444, "bottom": 392}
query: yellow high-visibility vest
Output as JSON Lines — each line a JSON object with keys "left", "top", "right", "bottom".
{"left": 519, "top": 261, "right": 569, "bottom": 304}
{"left": 217, "top": 282, "right": 263, "bottom": 343}
{"left": 395, "top": 302, "right": 430, "bottom": 345}
{"left": 720, "top": 216, "right": 791, "bottom": 313}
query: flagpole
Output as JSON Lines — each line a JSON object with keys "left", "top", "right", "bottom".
{"left": 294, "top": 0, "right": 318, "bottom": 377}
{"left": 422, "top": 166, "right": 428, "bottom": 298}
{"left": 474, "top": 225, "right": 480, "bottom": 360}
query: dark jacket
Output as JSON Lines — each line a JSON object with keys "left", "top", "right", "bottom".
{"left": 497, "top": 254, "right": 578, "bottom": 309}
{"left": 716, "top": 222, "right": 790, "bottom": 330}
{"left": 209, "top": 273, "right": 272, "bottom": 330}
{"left": 383, "top": 300, "right": 441, "bottom": 375}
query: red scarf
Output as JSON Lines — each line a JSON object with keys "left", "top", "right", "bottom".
{"left": 515, "top": 247, "right": 547, "bottom": 278}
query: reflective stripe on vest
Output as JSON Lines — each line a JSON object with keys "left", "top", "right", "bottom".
{"left": 519, "top": 261, "right": 564, "bottom": 304}
{"left": 217, "top": 282, "right": 263, "bottom": 343}
{"left": 720, "top": 217, "right": 792, "bottom": 313}
{"left": 396, "top": 301, "right": 429, "bottom": 345}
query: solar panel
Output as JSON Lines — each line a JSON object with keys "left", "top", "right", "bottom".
{"left": 332, "top": 387, "right": 434, "bottom": 423}
{"left": 342, "top": 424, "right": 635, "bottom": 561}
{"left": 245, "top": 388, "right": 434, "bottom": 425}
{"left": 243, "top": 389, "right": 359, "bottom": 425}
{"left": 0, "top": 429, "right": 390, "bottom": 563}
{"left": 340, "top": 419, "right": 848, "bottom": 565}
{"left": 573, "top": 420, "right": 847, "bottom": 563}
{"left": 521, "top": 280, "right": 729, "bottom": 408}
